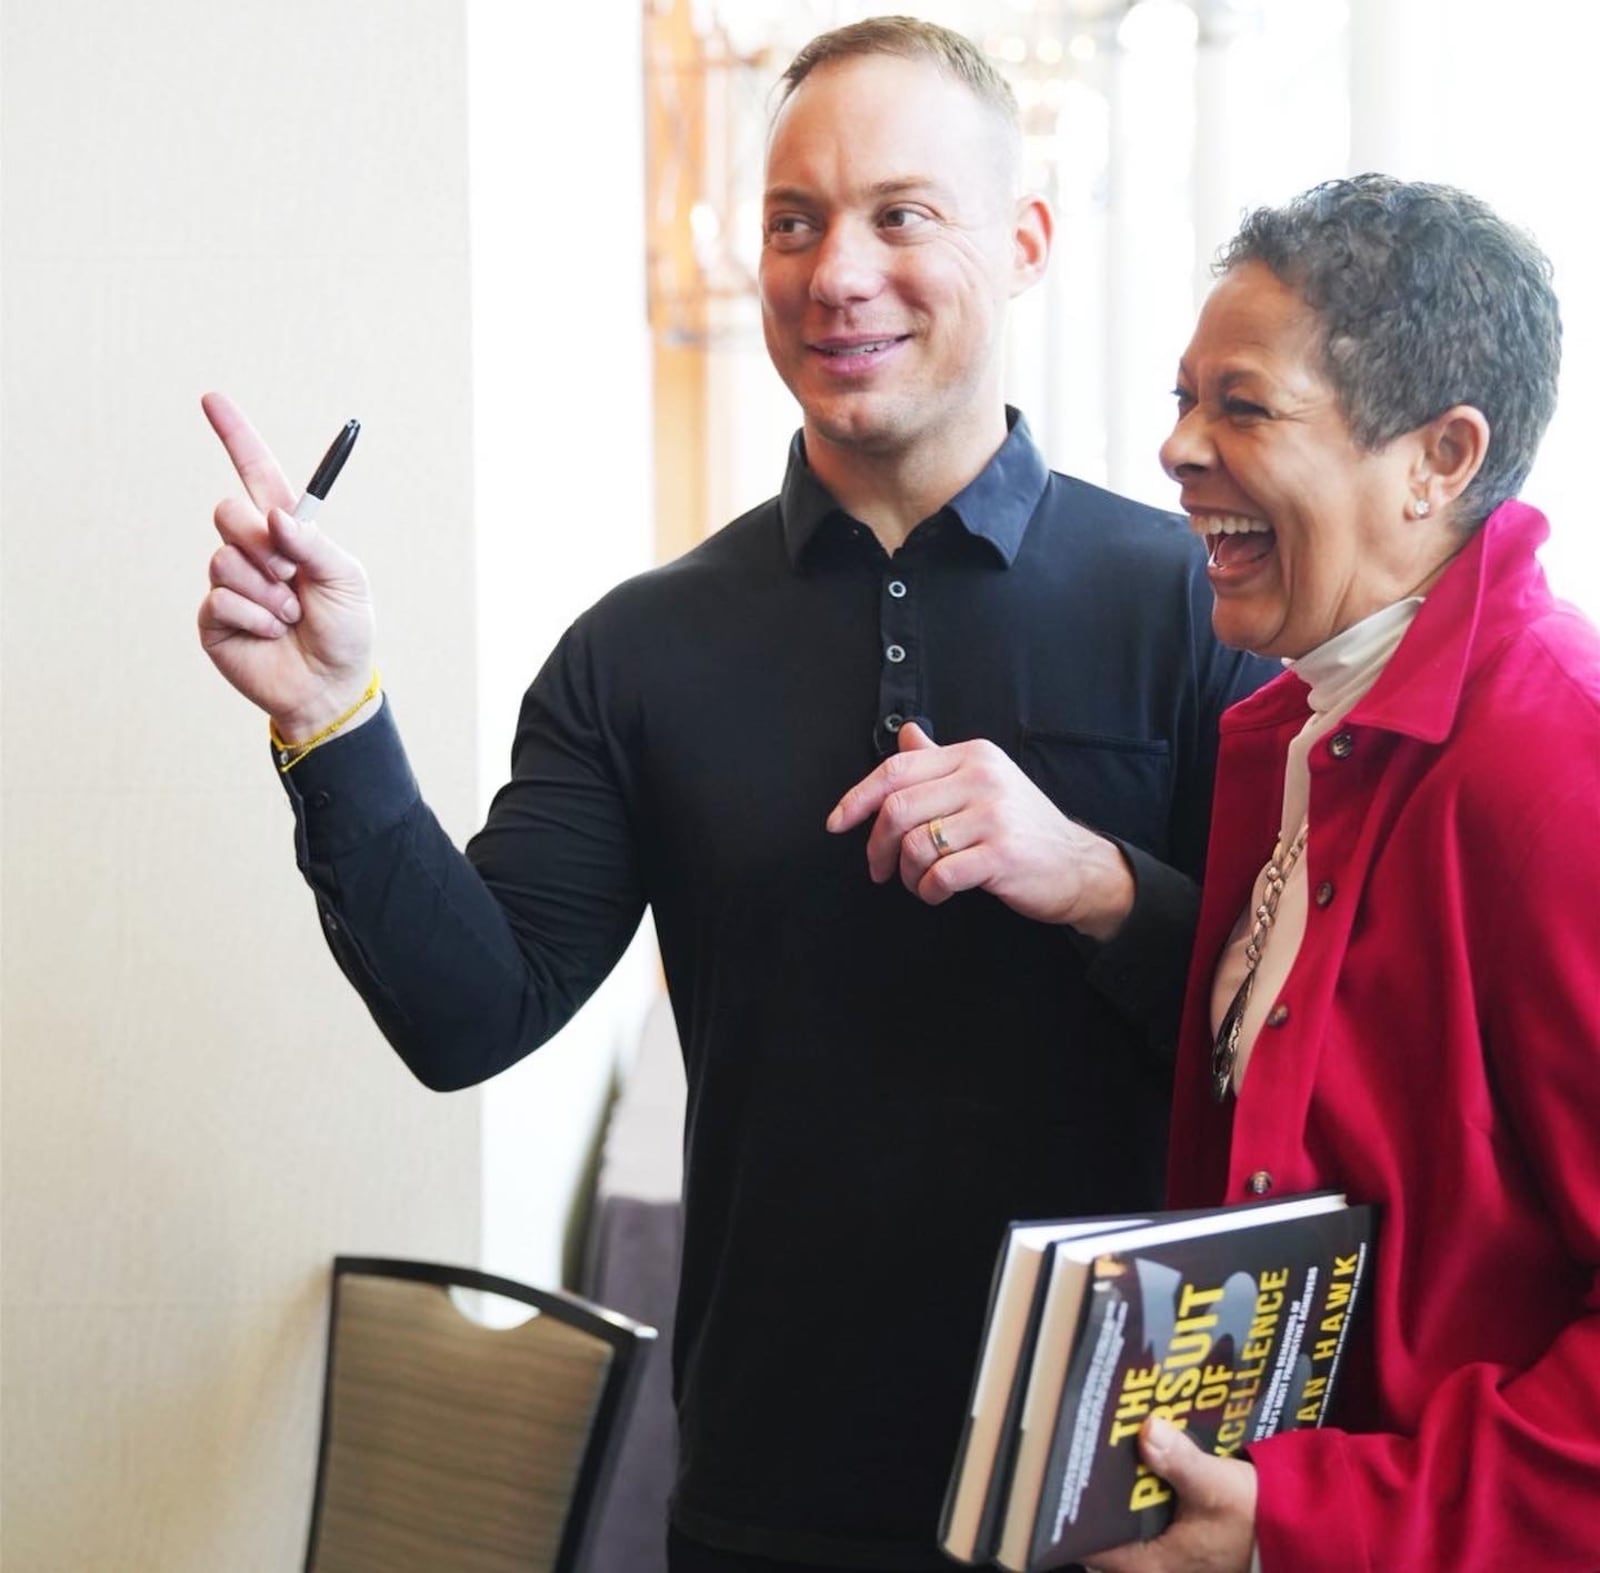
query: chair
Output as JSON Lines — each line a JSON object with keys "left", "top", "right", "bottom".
{"left": 304, "top": 1256, "right": 657, "bottom": 1573}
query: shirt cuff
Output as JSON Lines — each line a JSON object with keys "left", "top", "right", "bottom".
{"left": 273, "top": 697, "right": 421, "bottom": 864}
{"left": 1076, "top": 838, "right": 1199, "bottom": 1050}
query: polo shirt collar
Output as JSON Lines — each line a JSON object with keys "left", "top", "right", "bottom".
{"left": 779, "top": 407, "right": 1049, "bottom": 566}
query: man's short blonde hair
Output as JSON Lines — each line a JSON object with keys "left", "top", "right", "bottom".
{"left": 776, "top": 15, "right": 1020, "bottom": 158}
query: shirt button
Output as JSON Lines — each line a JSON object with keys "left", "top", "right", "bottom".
{"left": 1266, "top": 1003, "right": 1290, "bottom": 1027}
{"left": 1329, "top": 731, "right": 1355, "bottom": 759}
{"left": 885, "top": 643, "right": 906, "bottom": 663}
{"left": 885, "top": 713, "right": 904, "bottom": 733}
{"left": 887, "top": 579, "right": 908, "bottom": 599}
{"left": 1246, "top": 1170, "right": 1274, "bottom": 1196}
{"left": 1314, "top": 881, "right": 1335, "bottom": 907}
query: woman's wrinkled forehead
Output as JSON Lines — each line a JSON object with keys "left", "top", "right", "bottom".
{"left": 1181, "top": 264, "right": 1336, "bottom": 400}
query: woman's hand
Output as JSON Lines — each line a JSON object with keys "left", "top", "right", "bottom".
{"left": 1089, "top": 1418, "right": 1258, "bottom": 1573}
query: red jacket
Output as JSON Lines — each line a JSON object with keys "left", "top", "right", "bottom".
{"left": 1167, "top": 500, "right": 1600, "bottom": 1571}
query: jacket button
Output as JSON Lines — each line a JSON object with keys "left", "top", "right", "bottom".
{"left": 1329, "top": 731, "right": 1355, "bottom": 759}
{"left": 1266, "top": 1003, "right": 1290, "bottom": 1027}
{"left": 1247, "top": 1170, "right": 1274, "bottom": 1196}
{"left": 1314, "top": 881, "right": 1335, "bottom": 907}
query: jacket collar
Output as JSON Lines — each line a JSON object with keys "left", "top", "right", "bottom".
{"left": 1354, "top": 498, "right": 1551, "bottom": 743}
{"left": 1220, "top": 499, "right": 1553, "bottom": 743}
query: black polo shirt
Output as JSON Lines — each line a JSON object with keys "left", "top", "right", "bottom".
{"left": 281, "top": 412, "right": 1271, "bottom": 1569}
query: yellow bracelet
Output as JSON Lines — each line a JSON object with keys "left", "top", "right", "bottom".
{"left": 271, "top": 669, "right": 382, "bottom": 772}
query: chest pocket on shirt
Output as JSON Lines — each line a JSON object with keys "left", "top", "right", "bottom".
{"left": 1019, "top": 729, "right": 1172, "bottom": 860}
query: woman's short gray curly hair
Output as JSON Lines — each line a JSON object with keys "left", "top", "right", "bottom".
{"left": 1218, "top": 174, "right": 1561, "bottom": 527}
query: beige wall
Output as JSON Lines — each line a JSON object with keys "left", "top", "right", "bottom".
{"left": 2, "top": 5, "right": 483, "bottom": 1568}
{"left": 464, "top": 1, "right": 658, "bottom": 1296}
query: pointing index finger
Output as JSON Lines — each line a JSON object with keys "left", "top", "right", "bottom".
{"left": 202, "top": 391, "right": 296, "bottom": 516}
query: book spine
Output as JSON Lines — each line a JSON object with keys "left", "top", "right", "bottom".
{"left": 940, "top": 1237, "right": 1019, "bottom": 1563}
{"left": 975, "top": 1250, "right": 1059, "bottom": 1557}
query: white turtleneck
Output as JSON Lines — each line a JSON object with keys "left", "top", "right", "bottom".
{"left": 1209, "top": 598, "right": 1423, "bottom": 1094}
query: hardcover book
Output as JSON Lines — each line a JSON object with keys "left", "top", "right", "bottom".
{"left": 942, "top": 1192, "right": 1373, "bottom": 1571}
{"left": 939, "top": 1214, "right": 1155, "bottom": 1564}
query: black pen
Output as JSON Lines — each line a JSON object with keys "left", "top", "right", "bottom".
{"left": 292, "top": 418, "right": 361, "bottom": 522}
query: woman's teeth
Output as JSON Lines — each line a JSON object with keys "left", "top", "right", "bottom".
{"left": 1201, "top": 514, "right": 1272, "bottom": 536}
{"left": 1196, "top": 515, "right": 1275, "bottom": 571}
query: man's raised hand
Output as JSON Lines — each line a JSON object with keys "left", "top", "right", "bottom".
{"left": 198, "top": 392, "right": 377, "bottom": 742}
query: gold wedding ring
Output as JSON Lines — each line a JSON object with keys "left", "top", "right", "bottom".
{"left": 928, "top": 817, "right": 953, "bottom": 858}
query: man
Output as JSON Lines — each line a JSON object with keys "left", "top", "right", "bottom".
{"left": 200, "top": 19, "right": 1269, "bottom": 1572}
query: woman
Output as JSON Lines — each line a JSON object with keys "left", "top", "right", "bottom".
{"left": 1096, "top": 175, "right": 1600, "bottom": 1572}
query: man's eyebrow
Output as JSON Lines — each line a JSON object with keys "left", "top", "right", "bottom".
{"left": 867, "top": 176, "right": 952, "bottom": 199}
{"left": 762, "top": 177, "right": 954, "bottom": 207}
{"left": 762, "top": 184, "right": 815, "bottom": 208}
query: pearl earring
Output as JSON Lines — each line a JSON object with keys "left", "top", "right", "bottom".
{"left": 1411, "top": 497, "right": 1431, "bottom": 519}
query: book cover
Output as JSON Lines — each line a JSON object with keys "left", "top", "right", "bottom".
{"left": 993, "top": 1195, "right": 1373, "bottom": 1571}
